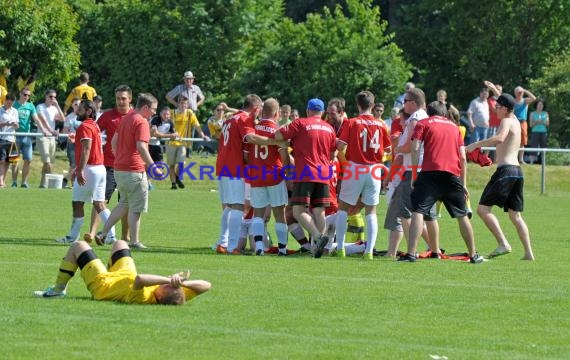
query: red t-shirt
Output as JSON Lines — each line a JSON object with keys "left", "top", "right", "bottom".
{"left": 412, "top": 115, "right": 464, "bottom": 177}
{"left": 247, "top": 119, "right": 284, "bottom": 187}
{"left": 338, "top": 114, "right": 391, "bottom": 165}
{"left": 97, "top": 108, "right": 134, "bottom": 167}
{"left": 391, "top": 118, "right": 404, "bottom": 139}
{"left": 113, "top": 112, "right": 150, "bottom": 172}
{"left": 278, "top": 116, "right": 336, "bottom": 184}
{"left": 75, "top": 119, "right": 104, "bottom": 168}
{"left": 488, "top": 97, "right": 501, "bottom": 127}
{"left": 215, "top": 110, "right": 255, "bottom": 177}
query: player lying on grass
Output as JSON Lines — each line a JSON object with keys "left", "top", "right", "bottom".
{"left": 34, "top": 240, "right": 211, "bottom": 305}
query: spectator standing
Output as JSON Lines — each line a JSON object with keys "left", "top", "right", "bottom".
{"left": 95, "top": 93, "right": 159, "bottom": 249}
{"left": 206, "top": 102, "right": 237, "bottom": 154}
{"left": 36, "top": 89, "right": 65, "bottom": 188}
{"left": 12, "top": 88, "right": 43, "bottom": 188}
{"left": 513, "top": 86, "right": 537, "bottom": 164}
{"left": 291, "top": 109, "right": 300, "bottom": 122}
{"left": 149, "top": 106, "right": 177, "bottom": 163}
{"left": 394, "top": 82, "right": 415, "bottom": 109}
{"left": 0, "top": 93, "right": 19, "bottom": 188}
{"left": 165, "top": 71, "right": 205, "bottom": 112}
{"left": 64, "top": 72, "right": 97, "bottom": 114}
{"left": 93, "top": 95, "right": 104, "bottom": 120}
{"left": 467, "top": 88, "right": 490, "bottom": 142}
{"left": 528, "top": 99, "right": 549, "bottom": 164}
{"left": 278, "top": 105, "right": 292, "bottom": 127}
{"left": 466, "top": 94, "right": 535, "bottom": 261}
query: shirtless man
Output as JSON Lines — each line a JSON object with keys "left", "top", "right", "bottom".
{"left": 466, "top": 93, "right": 535, "bottom": 261}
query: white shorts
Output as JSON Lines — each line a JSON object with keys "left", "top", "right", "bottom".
{"left": 218, "top": 177, "right": 245, "bottom": 205}
{"left": 244, "top": 182, "right": 251, "bottom": 202}
{"left": 72, "top": 165, "right": 107, "bottom": 203}
{"left": 250, "top": 181, "right": 288, "bottom": 209}
{"left": 338, "top": 161, "right": 381, "bottom": 206}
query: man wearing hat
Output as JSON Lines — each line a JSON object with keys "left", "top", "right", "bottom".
{"left": 273, "top": 98, "right": 337, "bottom": 258}
{"left": 465, "top": 93, "right": 535, "bottom": 261}
{"left": 165, "top": 71, "right": 205, "bottom": 112}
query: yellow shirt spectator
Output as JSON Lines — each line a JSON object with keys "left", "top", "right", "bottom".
{"left": 169, "top": 108, "right": 200, "bottom": 147}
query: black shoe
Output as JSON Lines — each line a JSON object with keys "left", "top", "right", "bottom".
{"left": 62, "top": 178, "right": 68, "bottom": 188}
{"left": 171, "top": 183, "right": 177, "bottom": 190}
{"left": 255, "top": 249, "right": 264, "bottom": 256}
{"left": 470, "top": 253, "right": 484, "bottom": 264}
{"left": 313, "top": 235, "right": 329, "bottom": 258}
{"left": 277, "top": 251, "right": 289, "bottom": 257}
{"left": 176, "top": 179, "right": 185, "bottom": 189}
{"left": 397, "top": 253, "right": 417, "bottom": 262}
{"left": 429, "top": 251, "right": 441, "bottom": 259}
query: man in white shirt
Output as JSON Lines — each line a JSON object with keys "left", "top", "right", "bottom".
{"left": 467, "top": 88, "right": 490, "bottom": 142}
{"left": 165, "top": 71, "right": 205, "bottom": 111}
{"left": 36, "top": 89, "right": 65, "bottom": 188}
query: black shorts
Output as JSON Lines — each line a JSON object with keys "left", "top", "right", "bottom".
{"left": 290, "top": 182, "right": 330, "bottom": 208}
{"left": 105, "top": 166, "right": 117, "bottom": 201}
{"left": 148, "top": 145, "right": 163, "bottom": 162}
{"left": 0, "top": 140, "right": 13, "bottom": 161}
{"left": 411, "top": 171, "right": 468, "bottom": 218}
{"left": 398, "top": 171, "right": 437, "bottom": 220}
{"left": 479, "top": 165, "right": 524, "bottom": 212}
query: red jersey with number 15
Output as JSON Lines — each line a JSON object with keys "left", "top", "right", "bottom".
{"left": 338, "top": 114, "right": 391, "bottom": 165}
{"left": 247, "top": 119, "right": 284, "bottom": 187}
{"left": 216, "top": 110, "right": 255, "bottom": 177}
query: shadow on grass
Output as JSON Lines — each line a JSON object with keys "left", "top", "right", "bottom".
{"left": 0, "top": 237, "right": 217, "bottom": 255}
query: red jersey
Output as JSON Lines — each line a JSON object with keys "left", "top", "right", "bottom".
{"left": 216, "top": 110, "right": 255, "bottom": 177}
{"left": 488, "top": 97, "right": 501, "bottom": 127}
{"left": 114, "top": 112, "right": 150, "bottom": 172}
{"left": 338, "top": 114, "right": 391, "bottom": 165}
{"left": 247, "top": 119, "right": 284, "bottom": 187}
{"left": 278, "top": 116, "right": 336, "bottom": 184}
{"left": 391, "top": 118, "right": 404, "bottom": 140}
{"left": 412, "top": 115, "right": 464, "bottom": 177}
{"left": 75, "top": 119, "right": 103, "bottom": 168}
{"left": 97, "top": 108, "right": 134, "bottom": 167}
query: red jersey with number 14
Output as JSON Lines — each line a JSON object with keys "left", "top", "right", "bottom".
{"left": 247, "top": 119, "right": 284, "bottom": 187}
{"left": 338, "top": 114, "right": 391, "bottom": 164}
{"left": 216, "top": 110, "right": 255, "bottom": 177}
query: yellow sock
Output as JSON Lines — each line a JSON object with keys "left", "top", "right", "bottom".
{"left": 347, "top": 213, "right": 365, "bottom": 243}
{"left": 55, "top": 259, "right": 78, "bottom": 291}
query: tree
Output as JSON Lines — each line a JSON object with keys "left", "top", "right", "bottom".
{"left": 530, "top": 51, "right": 570, "bottom": 148}
{"left": 390, "top": 0, "right": 570, "bottom": 108}
{"left": 76, "top": 0, "right": 283, "bottom": 117}
{"left": 0, "top": 0, "right": 80, "bottom": 94}
{"left": 236, "top": 0, "right": 411, "bottom": 113}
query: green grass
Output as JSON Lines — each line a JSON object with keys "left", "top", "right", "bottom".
{"left": 1, "top": 154, "right": 570, "bottom": 359}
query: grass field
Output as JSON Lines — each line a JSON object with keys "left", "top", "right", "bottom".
{"left": 1, "top": 153, "right": 569, "bottom": 359}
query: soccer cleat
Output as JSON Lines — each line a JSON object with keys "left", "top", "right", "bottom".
{"left": 362, "top": 252, "right": 373, "bottom": 261}
{"left": 20, "top": 182, "right": 29, "bottom": 188}
{"left": 313, "top": 235, "right": 329, "bottom": 259}
{"left": 470, "top": 253, "right": 484, "bottom": 264}
{"left": 130, "top": 242, "right": 147, "bottom": 249}
{"left": 255, "top": 249, "right": 264, "bottom": 256}
{"left": 176, "top": 179, "right": 185, "bottom": 189}
{"left": 33, "top": 286, "right": 66, "bottom": 298}
{"left": 11, "top": 182, "right": 18, "bottom": 188}
{"left": 216, "top": 245, "right": 227, "bottom": 254}
{"left": 56, "top": 236, "right": 76, "bottom": 244}
{"left": 171, "top": 183, "right": 177, "bottom": 190}
{"left": 429, "top": 251, "right": 441, "bottom": 259}
{"left": 105, "top": 234, "right": 116, "bottom": 245}
{"left": 229, "top": 249, "right": 242, "bottom": 255}
{"left": 397, "top": 253, "right": 417, "bottom": 262}
{"left": 94, "top": 232, "right": 106, "bottom": 246}
{"left": 277, "top": 251, "right": 289, "bottom": 257}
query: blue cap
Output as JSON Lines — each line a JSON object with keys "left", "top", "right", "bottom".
{"left": 307, "top": 98, "right": 324, "bottom": 112}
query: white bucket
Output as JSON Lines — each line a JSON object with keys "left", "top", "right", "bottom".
{"left": 46, "top": 174, "right": 64, "bottom": 189}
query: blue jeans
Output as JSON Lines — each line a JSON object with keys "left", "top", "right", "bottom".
{"left": 473, "top": 126, "right": 489, "bottom": 142}
{"left": 16, "top": 136, "right": 33, "bottom": 161}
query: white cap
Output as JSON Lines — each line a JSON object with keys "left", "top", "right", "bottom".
{"left": 183, "top": 71, "right": 194, "bottom": 79}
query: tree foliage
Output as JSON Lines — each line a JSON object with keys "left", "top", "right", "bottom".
{"left": 391, "top": 0, "right": 570, "bottom": 107}
{"left": 235, "top": 0, "right": 411, "bottom": 113}
{"left": 0, "top": 0, "right": 80, "bottom": 93}
{"left": 530, "top": 51, "right": 570, "bottom": 148}
{"left": 76, "top": 0, "right": 283, "bottom": 117}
